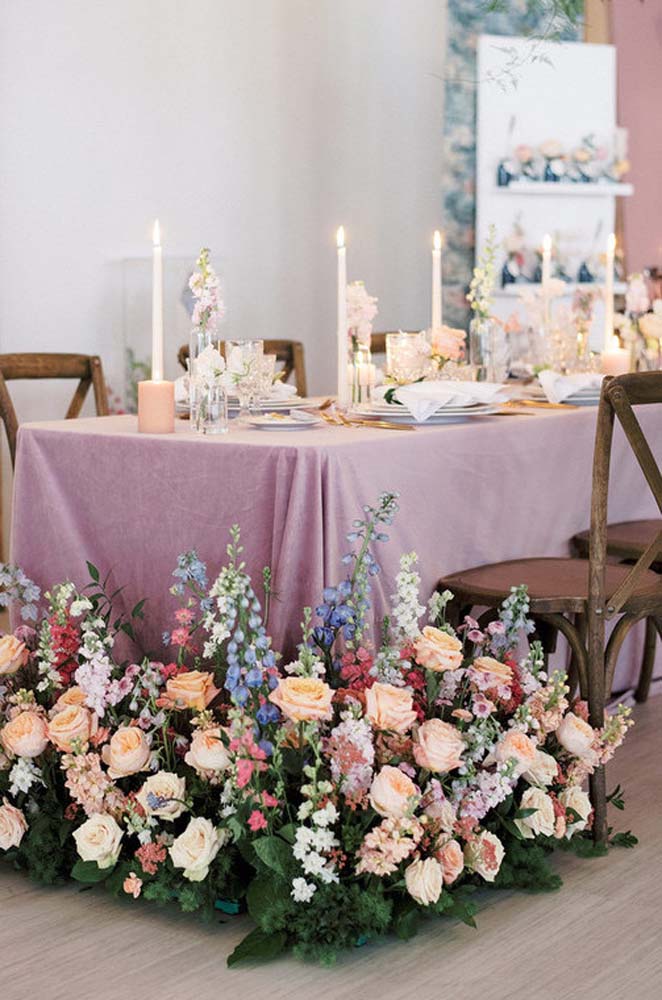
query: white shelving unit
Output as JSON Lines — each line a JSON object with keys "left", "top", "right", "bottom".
{"left": 476, "top": 36, "right": 633, "bottom": 349}
{"left": 495, "top": 281, "right": 626, "bottom": 299}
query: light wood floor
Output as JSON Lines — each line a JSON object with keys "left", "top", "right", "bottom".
{"left": 1, "top": 699, "right": 660, "bottom": 1000}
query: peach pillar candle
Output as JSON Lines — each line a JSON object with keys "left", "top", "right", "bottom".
{"left": 138, "top": 380, "right": 175, "bottom": 433}
{"left": 601, "top": 336, "right": 629, "bottom": 377}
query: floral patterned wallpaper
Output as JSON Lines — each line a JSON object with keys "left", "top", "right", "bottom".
{"left": 442, "top": 1, "right": 582, "bottom": 326}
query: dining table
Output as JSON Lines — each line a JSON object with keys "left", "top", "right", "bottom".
{"left": 10, "top": 404, "right": 662, "bottom": 694}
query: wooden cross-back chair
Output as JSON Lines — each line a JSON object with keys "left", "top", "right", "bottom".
{"left": 178, "top": 340, "right": 307, "bottom": 397}
{"left": 436, "top": 372, "right": 662, "bottom": 842}
{"left": 0, "top": 353, "right": 109, "bottom": 467}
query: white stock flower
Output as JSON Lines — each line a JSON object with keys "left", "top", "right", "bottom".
{"left": 291, "top": 877, "right": 317, "bottom": 903}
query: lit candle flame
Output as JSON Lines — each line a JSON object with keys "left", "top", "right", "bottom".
{"left": 336, "top": 226, "right": 345, "bottom": 249}
{"left": 152, "top": 219, "right": 161, "bottom": 246}
{"left": 433, "top": 230, "right": 442, "bottom": 251}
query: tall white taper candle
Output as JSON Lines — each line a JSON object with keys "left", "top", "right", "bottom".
{"left": 432, "top": 230, "right": 442, "bottom": 329}
{"left": 541, "top": 233, "right": 552, "bottom": 330}
{"left": 336, "top": 226, "right": 348, "bottom": 406}
{"left": 604, "top": 233, "right": 616, "bottom": 353}
{"left": 152, "top": 220, "right": 164, "bottom": 382}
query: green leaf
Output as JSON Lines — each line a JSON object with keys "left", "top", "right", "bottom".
{"left": 447, "top": 898, "right": 478, "bottom": 929}
{"left": 227, "top": 928, "right": 287, "bottom": 967}
{"left": 394, "top": 905, "right": 420, "bottom": 941}
{"left": 277, "top": 823, "right": 295, "bottom": 844}
{"left": 86, "top": 562, "right": 100, "bottom": 583}
{"left": 120, "top": 622, "right": 135, "bottom": 641}
{"left": 131, "top": 598, "right": 147, "bottom": 619}
{"left": 500, "top": 817, "right": 524, "bottom": 840}
{"left": 252, "top": 836, "right": 294, "bottom": 877}
{"left": 514, "top": 807, "right": 538, "bottom": 819}
{"left": 71, "top": 859, "right": 113, "bottom": 883}
{"left": 610, "top": 831, "right": 638, "bottom": 849}
{"left": 246, "top": 874, "right": 287, "bottom": 924}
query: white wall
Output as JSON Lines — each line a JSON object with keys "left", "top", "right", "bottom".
{"left": 0, "top": 0, "right": 446, "bottom": 554}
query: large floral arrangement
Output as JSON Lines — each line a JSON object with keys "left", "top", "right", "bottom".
{"left": 0, "top": 496, "right": 634, "bottom": 965}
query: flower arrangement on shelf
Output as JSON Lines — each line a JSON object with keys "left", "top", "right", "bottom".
{"left": 0, "top": 495, "right": 635, "bottom": 966}
{"left": 497, "top": 132, "right": 629, "bottom": 187}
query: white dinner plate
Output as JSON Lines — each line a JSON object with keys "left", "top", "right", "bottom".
{"left": 350, "top": 405, "right": 501, "bottom": 425}
{"left": 245, "top": 411, "right": 322, "bottom": 430}
{"left": 563, "top": 395, "right": 601, "bottom": 406}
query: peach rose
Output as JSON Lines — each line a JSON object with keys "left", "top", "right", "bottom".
{"left": 185, "top": 727, "right": 231, "bottom": 775}
{"left": 0, "top": 711, "right": 48, "bottom": 758}
{"left": 48, "top": 705, "right": 96, "bottom": 752}
{"left": 136, "top": 772, "right": 187, "bottom": 821}
{"left": 73, "top": 812, "right": 123, "bottom": 868}
{"left": 52, "top": 686, "right": 87, "bottom": 714}
{"left": 414, "top": 627, "right": 463, "bottom": 673}
{"left": 555, "top": 713, "right": 595, "bottom": 761}
{"left": 101, "top": 726, "right": 151, "bottom": 779}
{"left": 494, "top": 730, "right": 538, "bottom": 775}
{"left": 0, "top": 797, "right": 28, "bottom": 850}
{"left": 436, "top": 838, "right": 464, "bottom": 885}
{"left": 514, "top": 787, "right": 555, "bottom": 839}
{"left": 165, "top": 670, "right": 219, "bottom": 710}
{"left": 169, "top": 816, "right": 223, "bottom": 882}
{"left": 413, "top": 719, "right": 464, "bottom": 773}
{"left": 472, "top": 655, "right": 512, "bottom": 684}
{"left": 464, "top": 830, "right": 504, "bottom": 883}
{"left": 405, "top": 857, "right": 443, "bottom": 906}
{"left": 365, "top": 682, "right": 417, "bottom": 734}
{"left": 369, "top": 765, "right": 418, "bottom": 818}
{"left": 522, "top": 749, "right": 558, "bottom": 787}
{"left": 0, "top": 635, "right": 28, "bottom": 676}
{"left": 268, "top": 677, "right": 333, "bottom": 723}
{"left": 559, "top": 786, "right": 592, "bottom": 837}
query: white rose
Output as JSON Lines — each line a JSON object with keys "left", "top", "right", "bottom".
{"left": 0, "top": 797, "right": 28, "bottom": 850}
{"left": 515, "top": 787, "right": 555, "bottom": 839}
{"left": 169, "top": 816, "right": 223, "bottom": 882}
{"left": 556, "top": 713, "right": 595, "bottom": 761}
{"left": 73, "top": 813, "right": 123, "bottom": 869}
{"left": 404, "top": 857, "right": 443, "bottom": 906}
{"left": 559, "top": 786, "right": 592, "bottom": 837}
{"left": 464, "top": 831, "right": 505, "bottom": 883}
{"left": 184, "top": 728, "right": 231, "bottom": 775}
{"left": 136, "top": 772, "right": 187, "bottom": 821}
{"left": 522, "top": 750, "right": 558, "bottom": 787}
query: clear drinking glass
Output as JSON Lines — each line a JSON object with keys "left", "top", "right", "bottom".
{"left": 225, "top": 340, "right": 264, "bottom": 417}
{"left": 189, "top": 328, "right": 213, "bottom": 428}
{"left": 254, "top": 354, "right": 277, "bottom": 406}
{"left": 385, "top": 331, "right": 430, "bottom": 383}
{"left": 200, "top": 383, "right": 228, "bottom": 435}
{"left": 469, "top": 317, "right": 509, "bottom": 383}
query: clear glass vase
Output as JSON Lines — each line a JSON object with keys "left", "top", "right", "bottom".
{"left": 199, "top": 383, "right": 228, "bottom": 435}
{"left": 350, "top": 343, "right": 375, "bottom": 405}
{"left": 469, "top": 316, "right": 509, "bottom": 383}
{"left": 189, "top": 329, "right": 213, "bottom": 429}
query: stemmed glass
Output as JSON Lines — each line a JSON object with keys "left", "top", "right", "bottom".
{"left": 226, "top": 340, "right": 264, "bottom": 418}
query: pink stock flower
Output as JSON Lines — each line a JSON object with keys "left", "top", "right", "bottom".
{"left": 174, "top": 608, "right": 195, "bottom": 626}
{"left": 236, "top": 759, "right": 254, "bottom": 788}
{"left": 248, "top": 810, "right": 268, "bottom": 832}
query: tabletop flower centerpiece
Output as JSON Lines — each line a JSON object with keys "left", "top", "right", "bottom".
{"left": 0, "top": 494, "right": 635, "bottom": 966}
{"left": 346, "top": 281, "right": 378, "bottom": 403}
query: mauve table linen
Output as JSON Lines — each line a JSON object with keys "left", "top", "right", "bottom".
{"left": 10, "top": 409, "right": 662, "bottom": 693}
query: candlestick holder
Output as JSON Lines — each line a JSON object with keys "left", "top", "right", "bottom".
{"left": 138, "top": 380, "right": 175, "bottom": 433}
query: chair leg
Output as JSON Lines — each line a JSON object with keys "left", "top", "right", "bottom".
{"left": 635, "top": 616, "right": 659, "bottom": 703}
{"left": 590, "top": 766, "right": 608, "bottom": 844}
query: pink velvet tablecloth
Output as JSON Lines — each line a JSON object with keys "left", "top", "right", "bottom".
{"left": 10, "top": 409, "right": 662, "bottom": 694}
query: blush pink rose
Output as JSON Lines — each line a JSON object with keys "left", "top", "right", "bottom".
{"left": 0, "top": 635, "right": 29, "bottom": 676}
{"left": 164, "top": 670, "right": 219, "bottom": 711}
{"left": 414, "top": 627, "right": 463, "bottom": 673}
{"left": 555, "top": 713, "right": 595, "bottom": 761}
{"left": 0, "top": 711, "right": 49, "bottom": 758}
{"left": 48, "top": 704, "right": 96, "bottom": 752}
{"left": 494, "top": 730, "right": 538, "bottom": 775}
{"left": 369, "top": 765, "right": 418, "bottom": 818}
{"left": 0, "top": 797, "right": 28, "bottom": 850}
{"left": 365, "top": 682, "right": 417, "bottom": 733}
{"left": 436, "top": 838, "right": 464, "bottom": 885}
{"left": 102, "top": 726, "right": 151, "bottom": 779}
{"left": 268, "top": 677, "right": 333, "bottom": 723}
{"left": 413, "top": 719, "right": 464, "bottom": 773}
{"left": 405, "top": 857, "right": 443, "bottom": 906}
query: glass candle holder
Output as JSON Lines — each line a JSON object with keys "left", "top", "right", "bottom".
{"left": 469, "top": 317, "right": 509, "bottom": 383}
{"left": 385, "top": 331, "right": 429, "bottom": 383}
{"left": 350, "top": 344, "right": 375, "bottom": 404}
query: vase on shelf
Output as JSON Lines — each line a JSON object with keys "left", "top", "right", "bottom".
{"left": 469, "top": 316, "right": 509, "bottom": 383}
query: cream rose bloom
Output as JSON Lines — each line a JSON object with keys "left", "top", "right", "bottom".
{"left": 51, "top": 686, "right": 88, "bottom": 714}
{"left": 169, "top": 816, "right": 223, "bottom": 882}
{"left": 102, "top": 726, "right": 151, "bottom": 779}
{"left": 523, "top": 749, "right": 558, "bottom": 787}
{"left": 48, "top": 704, "right": 96, "bottom": 752}
{"left": 185, "top": 727, "right": 231, "bottom": 775}
{"left": 555, "top": 713, "right": 595, "bottom": 761}
{"left": 0, "top": 797, "right": 28, "bottom": 850}
{"left": 165, "top": 670, "right": 219, "bottom": 710}
{"left": 369, "top": 765, "right": 418, "bottom": 818}
{"left": 424, "top": 795, "right": 456, "bottom": 832}
{"left": 515, "top": 787, "right": 556, "bottom": 839}
{"left": 472, "top": 655, "right": 512, "bottom": 684}
{"left": 405, "top": 857, "right": 443, "bottom": 906}
{"left": 464, "top": 830, "right": 505, "bottom": 883}
{"left": 365, "top": 682, "right": 417, "bottom": 734}
{"left": 436, "top": 838, "right": 464, "bottom": 885}
{"left": 559, "top": 786, "right": 592, "bottom": 837}
{"left": 414, "top": 627, "right": 463, "bottom": 672}
{"left": 268, "top": 676, "right": 333, "bottom": 723}
{"left": 494, "top": 730, "right": 538, "bottom": 775}
{"left": 73, "top": 813, "right": 123, "bottom": 869}
{"left": 0, "top": 635, "right": 28, "bottom": 676}
{"left": 136, "top": 772, "right": 187, "bottom": 821}
{"left": 414, "top": 719, "right": 464, "bottom": 773}
{"left": 0, "top": 711, "right": 49, "bottom": 758}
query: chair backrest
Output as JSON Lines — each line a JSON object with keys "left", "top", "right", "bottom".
{"left": 0, "top": 353, "right": 109, "bottom": 466}
{"left": 178, "top": 340, "right": 308, "bottom": 397}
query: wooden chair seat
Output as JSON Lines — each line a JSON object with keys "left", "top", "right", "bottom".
{"left": 572, "top": 519, "right": 662, "bottom": 566}
{"left": 441, "top": 556, "right": 662, "bottom": 617}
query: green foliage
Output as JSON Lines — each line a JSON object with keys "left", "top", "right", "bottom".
{"left": 610, "top": 831, "right": 638, "bottom": 849}
{"left": 252, "top": 835, "right": 297, "bottom": 879}
{"left": 71, "top": 860, "right": 113, "bottom": 884}
{"left": 491, "top": 834, "right": 562, "bottom": 892}
{"left": 228, "top": 928, "right": 288, "bottom": 967}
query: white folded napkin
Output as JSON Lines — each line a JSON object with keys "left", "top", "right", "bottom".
{"left": 267, "top": 380, "right": 297, "bottom": 400}
{"left": 372, "top": 380, "right": 507, "bottom": 422}
{"left": 537, "top": 371, "right": 603, "bottom": 404}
